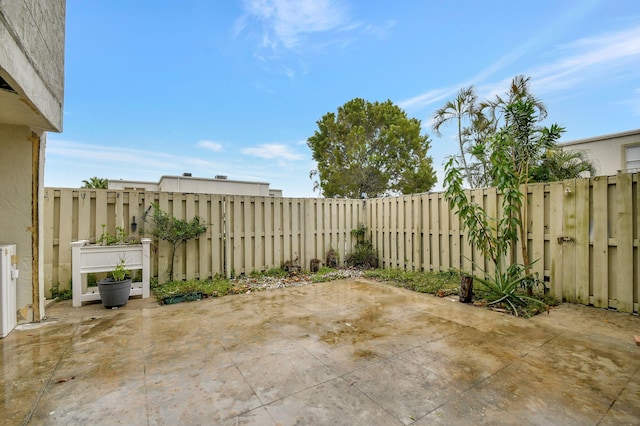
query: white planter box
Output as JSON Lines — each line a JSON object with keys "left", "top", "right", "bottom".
{"left": 71, "top": 239, "right": 152, "bottom": 307}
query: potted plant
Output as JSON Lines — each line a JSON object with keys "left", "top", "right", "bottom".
{"left": 97, "top": 257, "right": 132, "bottom": 308}
{"left": 71, "top": 225, "right": 152, "bottom": 307}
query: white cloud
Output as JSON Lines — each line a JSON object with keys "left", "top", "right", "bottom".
{"left": 241, "top": 0, "right": 352, "bottom": 50}
{"left": 236, "top": 0, "right": 394, "bottom": 80}
{"left": 397, "top": 86, "right": 458, "bottom": 112}
{"left": 241, "top": 143, "right": 304, "bottom": 160}
{"left": 400, "top": 24, "right": 640, "bottom": 115}
{"left": 45, "top": 139, "right": 227, "bottom": 178}
{"left": 197, "top": 140, "right": 224, "bottom": 152}
{"left": 530, "top": 25, "right": 640, "bottom": 95}
{"left": 47, "top": 140, "right": 179, "bottom": 170}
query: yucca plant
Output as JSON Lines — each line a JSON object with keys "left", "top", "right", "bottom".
{"left": 474, "top": 262, "right": 546, "bottom": 317}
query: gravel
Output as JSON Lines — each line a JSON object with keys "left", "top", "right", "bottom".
{"left": 231, "top": 269, "right": 365, "bottom": 292}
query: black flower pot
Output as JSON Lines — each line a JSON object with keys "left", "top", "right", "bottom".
{"left": 98, "top": 278, "right": 132, "bottom": 308}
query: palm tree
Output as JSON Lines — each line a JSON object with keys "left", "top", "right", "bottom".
{"left": 81, "top": 177, "right": 108, "bottom": 189}
{"left": 464, "top": 109, "right": 496, "bottom": 188}
{"left": 432, "top": 86, "right": 479, "bottom": 187}
{"left": 482, "top": 75, "right": 547, "bottom": 127}
{"left": 530, "top": 149, "right": 597, "bottom": 182}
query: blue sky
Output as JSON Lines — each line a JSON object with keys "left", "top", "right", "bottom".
{"left": 46, "top": 0, "right": 640, "bottom": 197}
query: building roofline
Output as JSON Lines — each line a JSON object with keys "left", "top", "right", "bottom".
{"left": 560, "top": 128, "right": 640, "bottom": 147}
{"left": 107, "top": 179, "right": 157, "bottom": 185}
{"left": 158, "top": 175, "right": 270, "bottom": 185}
{"left": 108, "top": 176, "right": 271, "bottom": 186}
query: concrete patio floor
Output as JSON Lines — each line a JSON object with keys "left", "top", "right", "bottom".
{"left": 2, "top": 278, "right": 639, "bottom": 425}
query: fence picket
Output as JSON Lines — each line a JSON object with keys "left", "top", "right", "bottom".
{"left": 77, "top": 189, "right": 91, "bottom": 242}
{"left": 198, "top": 195, "right": 210, "bottom": 279}
{"left": 430, "top": 193, "right": 440, "bottom": 272}
{"left": 185, "top": 194, "right": 197, "bottom": 280}
{"left": 574, "top": 178, "right": 590, "bottom": 305}
{"left": 592, "top": 176, "right": 608, "bottom": 308}
{"left": 157, "top": 192, "right": 170, "bottom": 283}
{"left": 412, "top": 195, "right": 421, "bottom": 271}
{"left": 529, "top": 185, "right": 545, "bottom": 280}
{"left": 616, "top": 173, "right": 633, "bottom": 312}
{"left": 43, "top": 189, "right": 54, "bottom": 295}
{"left": 440, "top": 193, "right": 450, "bottom": 271}
{"left": 420, "top": 194, "right": 429, "bottom": 271}
{"left": 469, "top": 189, "right": 483, "bottom": 274}
{"left": 562, "top": 180, "right": 577, "bottom": 303}
{"left": 57, "top": 189, "right": 73, "bottom": 289}
{"left": 548, "top": 182, "right": 564, "bottom": 300}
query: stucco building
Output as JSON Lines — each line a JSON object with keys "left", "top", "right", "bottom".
{"left": 108, "top": 174, "right": 283, "bottom": 197}
{"left": 560, "top": 129, "right": 640, "bottom": 176}
{"left": 0, "top": 1, "right": 66, "bottom": 325}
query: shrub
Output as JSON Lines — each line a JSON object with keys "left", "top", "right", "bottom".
{"left": 142, "top": 204, "right": 208, "bottom": 281}
{"left": 346, "top": 225, "right": 379, "bottom": 268}
{"left": 51, "top": 282, "right": 72, "bottom": 300}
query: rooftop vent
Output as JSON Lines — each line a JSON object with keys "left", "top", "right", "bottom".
{"left": 215, "top": 175, "right": 227, "bottom": 180}
{"left": 182, "top": 173, "right": 192, "bottom": 177}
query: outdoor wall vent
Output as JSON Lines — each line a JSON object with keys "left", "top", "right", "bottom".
{"left": 215, "top": 175, "right": 227, "bottom": 180}
{"left": 182, "top": 173, "right": 192, "bottom": 177}
{"left": 0, "top": 75, "right": 17, "bottom": 94}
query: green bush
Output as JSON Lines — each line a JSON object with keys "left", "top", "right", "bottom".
{"left": 346, "top": 225, "right": 379, "bottom": 268}
{"left": 152, "top": 277, "right": 233, "bottom": 301}
{"left": 50, "top": 282, "right": 72, "bottom": 300}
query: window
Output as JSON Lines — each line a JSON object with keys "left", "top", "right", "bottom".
{"left": 625, "top": 145, "right": 640, "bottom": 172}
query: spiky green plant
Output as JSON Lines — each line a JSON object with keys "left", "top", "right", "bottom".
{"left": 474, "top": 262, "right": 546, "bottom": 317}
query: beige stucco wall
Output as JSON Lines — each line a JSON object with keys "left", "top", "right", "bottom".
{"left": 561, "top": 129, "right": 640, "bottom": 176}
{"left": 0, "top": 0, "right": 65, "bottom": 131}
{"left": 0, "top": 2, "right": 65, "bottom": 326}
{"left": 109, "top": 176, "right": 277, "bottom": 197}
{"left": 0, "top": 124, "right": 44, "bottom": 322}
{"left": 108, "top": 180, "right": 160, "bottom": 191}
{"left": 159, "top": 176, "right": 272, "bottom": 196}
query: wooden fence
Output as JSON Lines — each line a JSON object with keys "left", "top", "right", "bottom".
{"left": 43, "top": 172, "right": 639, "bottom": 313}
{"left": 43, "top": 189, "right": 364, "bottom": 289}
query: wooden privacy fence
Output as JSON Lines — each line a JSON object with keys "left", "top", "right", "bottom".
{"left": 43, "top": 189, "right": 364, "bottom": 292}
{"left": 365, "top": 173, "right": 639, "bottom": 313}
{"left": 44, "top": 172, "right": 639, "bottom": 313}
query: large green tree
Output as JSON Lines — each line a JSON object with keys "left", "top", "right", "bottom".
{"left": 308, "top": 98, "right": 436, "bottom": 198}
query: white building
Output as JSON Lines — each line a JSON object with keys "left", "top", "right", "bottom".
{"left": 108, "top": 174, "right": 283, "bottom": 197}
{"left": 560, "top": 129, "right": 640, "bottom": 176}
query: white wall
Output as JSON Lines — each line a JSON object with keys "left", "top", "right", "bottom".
{"left": 561, "top": 129, "right": 640, "bottom": 176}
